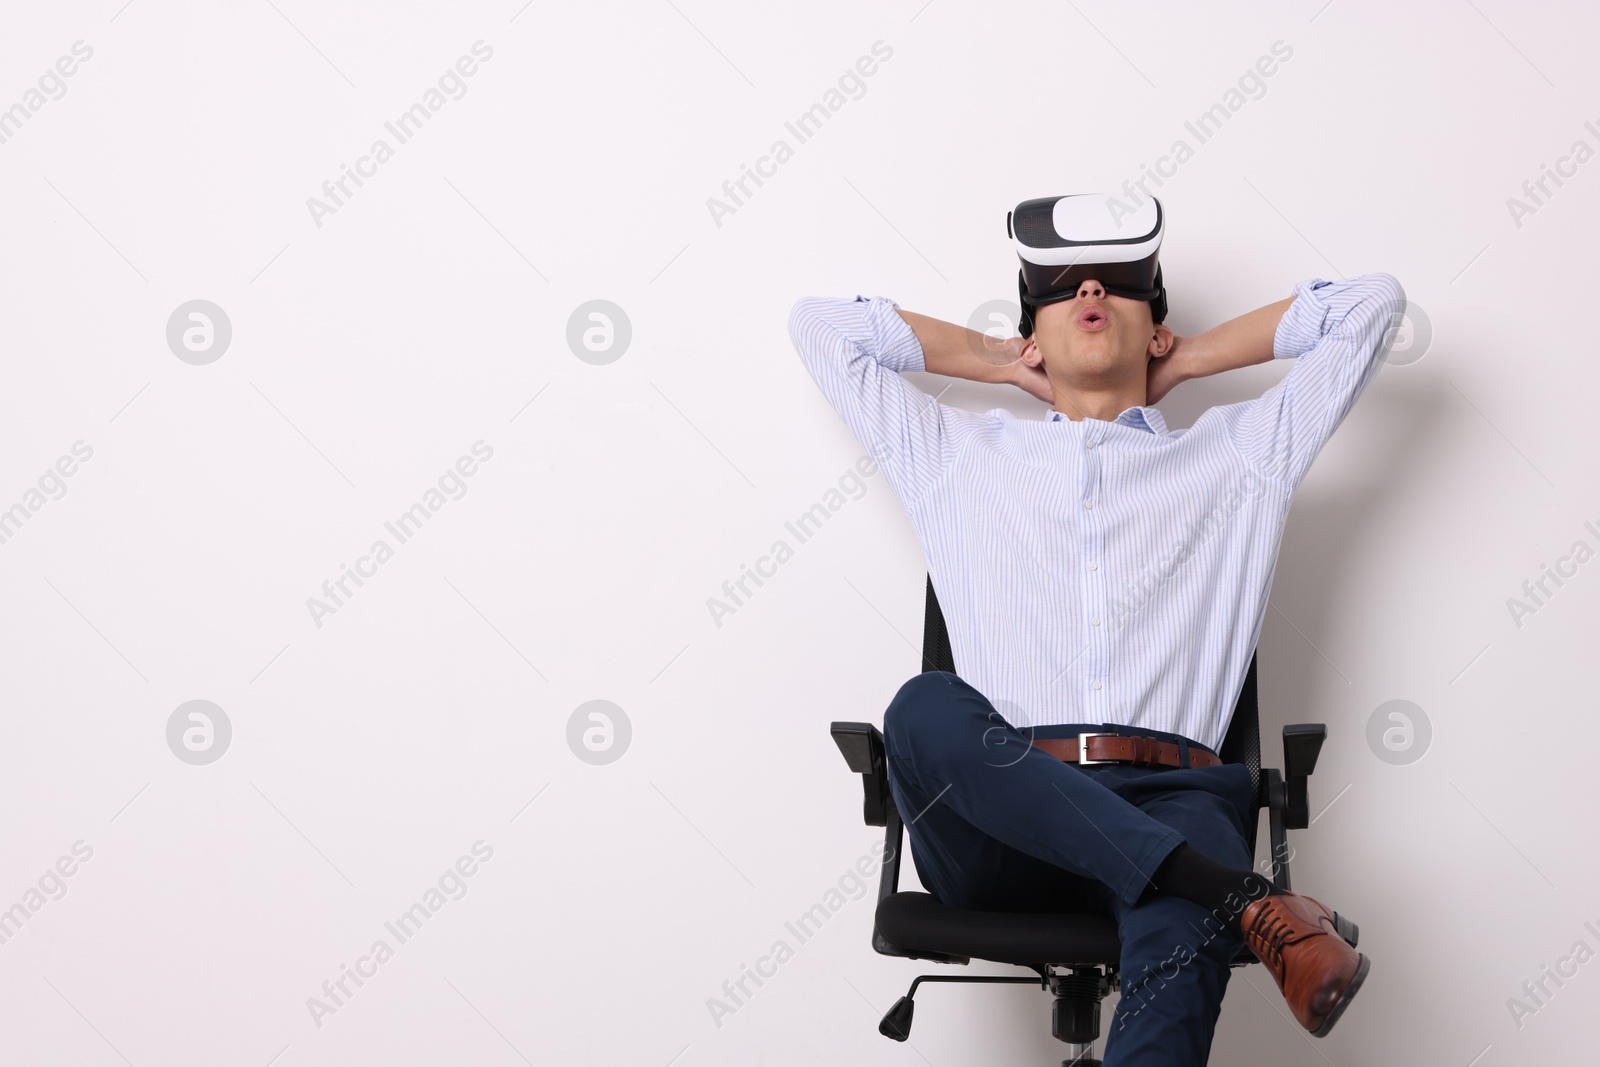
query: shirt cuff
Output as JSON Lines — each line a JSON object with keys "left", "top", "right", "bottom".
{"left": 1272, "top": 278, "right": 1335, "bottom": 360}
{"left": 855, "top": 294, "right": 927, "bottom": 373}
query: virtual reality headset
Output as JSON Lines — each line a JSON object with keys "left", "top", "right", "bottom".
{"left": 1009, "top": 194, "right": 1168, "bottom": 337}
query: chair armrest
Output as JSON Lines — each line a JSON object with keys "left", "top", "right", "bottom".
{"left": 831, "top": 721, "right": 891, "bottom": 827}
{"left": 1262, "top": 768, "right": 1289, "bottom": 891}
{"left": 830, "top": 721, "right": 917, "bottom": 957}
{"left": 1282, "top": 723, "right": 1327, "bottom": 830}
{"left": 1262, "top": 723, "right": 1328, "bottom": 893}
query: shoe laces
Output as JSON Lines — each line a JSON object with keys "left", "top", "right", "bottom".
{"left": 1246, "top": 904, "right": 1294, "bottom": 968}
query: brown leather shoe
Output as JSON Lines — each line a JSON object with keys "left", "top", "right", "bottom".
{"left": 1240, "top": 892, "right": 1370, "bottom": 1037}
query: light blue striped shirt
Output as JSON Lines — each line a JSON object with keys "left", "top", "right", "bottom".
{"left": 788, "top": 273, "right": 1405, "bottom": 752}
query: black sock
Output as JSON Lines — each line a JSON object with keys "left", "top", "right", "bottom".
{"left": 1139, "top": 843, "right": 1284, "bottom": 933}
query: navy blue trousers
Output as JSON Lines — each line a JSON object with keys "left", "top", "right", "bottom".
{"left": 882, "top": 671, "right": 1258, "bottom": 1067}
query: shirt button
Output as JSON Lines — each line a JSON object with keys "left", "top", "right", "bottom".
{"left": 1091, "top": 680, "right": 1102, "bottom": 690}
{"left": 1088, "top": 561, "right": 1098, "bottom": 571}
{"left": 1087, "top": 440, "right": 1095, "bottom": 449}
{"left": 1091, "top": 617, "right": 1100, "bottom": 626}
{"left": 1084, "top": 500, "right": 1093, "bottom": 509}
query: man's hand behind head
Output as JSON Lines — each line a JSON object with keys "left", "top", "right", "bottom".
{"left": 1145, "top": 333, "right": 1192, "bottom": 405}
{"left": 1009, "top": 338, "right": 1054, "bottom": 403}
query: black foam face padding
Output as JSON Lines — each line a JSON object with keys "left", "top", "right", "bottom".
{"left": 1017, "top": 267, "right": 1167, "bottom": 336}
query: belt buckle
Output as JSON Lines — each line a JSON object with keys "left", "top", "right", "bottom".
{"left": 1076, "top": 732, "right": 1116, "bottom": 766}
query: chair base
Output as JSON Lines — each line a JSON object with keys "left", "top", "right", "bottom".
{"left": 878, "top": 964, "right": 1114, "bottom": 1059}
{"left": 1050, "top": 966, "right": 1111, "bottom": 1043}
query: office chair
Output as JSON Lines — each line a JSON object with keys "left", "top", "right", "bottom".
{"left": 831, "top": 575, "right": 1341, "bottom": 1066}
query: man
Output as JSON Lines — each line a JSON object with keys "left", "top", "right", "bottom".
{"left": 787, "top": 207, "right": 1405, "bottom": 1064}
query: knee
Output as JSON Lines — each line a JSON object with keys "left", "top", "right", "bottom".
{"left": 892, "top": 670, "right": 963, "bottom": 701}
{"left": 884, "top": 671, "right": 966, "bottom": 736}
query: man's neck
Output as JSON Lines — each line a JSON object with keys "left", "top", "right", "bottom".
{"left": 1049, "top": 382, "right": 1148, "bottom": 422}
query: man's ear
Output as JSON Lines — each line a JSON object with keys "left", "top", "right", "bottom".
{"left": 1147, "top": 323, "right": 1176, "bottom": 359}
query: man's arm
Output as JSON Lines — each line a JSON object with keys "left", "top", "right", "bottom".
{"left": 1170, "top": 296, "right": 1300, "bottom": 379}
{"left": 788, "top": 295, "right": 992, "bottom": 512}
{"left": 1146, "top": 295, "right": 1298, "bottom": 404}
{"left": 895, "top": 309, "right": 1052, "bottom": 402}
{"left": 1221, "top": 273, "right": 1407, "bottom": 489}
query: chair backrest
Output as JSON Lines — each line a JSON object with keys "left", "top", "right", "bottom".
{"left": 920, "top": 575, "right": 1264, "bottom": 849}
{"left": 920, "top": 574, "right": 957, "bottom": 675}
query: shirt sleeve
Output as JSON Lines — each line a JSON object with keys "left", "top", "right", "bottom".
{"left": 1230, "top": 272, "right": 1407, "bottom": 490}
{"left": 788, "top": 294, "right": 988, "bottom": 513}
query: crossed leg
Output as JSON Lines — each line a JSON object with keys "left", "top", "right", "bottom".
{"left": 881, "top": 671, "right": 1258, "bottom": 1067}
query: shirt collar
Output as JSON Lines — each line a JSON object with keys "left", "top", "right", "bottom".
{"left": 1048, "top": 405, "right": 1167, "bottom": 436}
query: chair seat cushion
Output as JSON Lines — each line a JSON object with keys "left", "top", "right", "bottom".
{"left": 876, "top": 892, "right": 1121, "bottom": 967}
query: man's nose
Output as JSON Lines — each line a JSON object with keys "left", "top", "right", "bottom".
{"left": 1076, "top": 279, "right": 1106, "bottom": 299}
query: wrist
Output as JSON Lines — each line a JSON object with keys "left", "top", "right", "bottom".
{"left": 1168, "top": 332, "right": 1205, "bottom": 382}
{"left": 1001, "top": 353, "right": 1028, "bottom": 388}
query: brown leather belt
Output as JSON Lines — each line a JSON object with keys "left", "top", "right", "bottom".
{"left": 1031, "top": 732, "right": 1221, "bottom": 769}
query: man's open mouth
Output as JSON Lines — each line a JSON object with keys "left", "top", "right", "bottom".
{"left": 1078, "top": 304, "right": 1109, "bottom": 331}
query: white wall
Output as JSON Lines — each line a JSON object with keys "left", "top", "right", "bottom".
{"left": 1, "top": 1, "right": 1595, "bottom": 1064}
